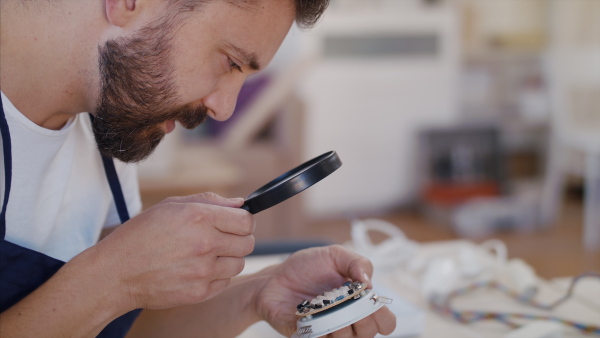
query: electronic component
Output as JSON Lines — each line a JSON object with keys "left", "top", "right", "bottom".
{"left": 293, "top": 281, "right": 393, "bottom": 338}
{"left": 296, "top": 281, "right": 366, "bottom": 316}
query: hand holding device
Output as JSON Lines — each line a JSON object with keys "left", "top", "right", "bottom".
{"left": 92, "top": 193, "right": 254, "bottom": 310}
{"left": 252, "top": 245, "right": 396, "bottom": 337}
{"left": 90, "top": 152, "right": 342, "bottom": 312}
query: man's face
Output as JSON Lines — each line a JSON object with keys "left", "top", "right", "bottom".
{"left": 93, "top": 0, "right": 295, "bottom": 163}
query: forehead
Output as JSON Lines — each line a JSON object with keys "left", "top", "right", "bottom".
{"left": 172, "top": 0, "right": 295, "bottom": 67}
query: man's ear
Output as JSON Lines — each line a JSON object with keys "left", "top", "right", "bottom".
{"left": 105, "top": 0, "right": 138, "bottom": 27}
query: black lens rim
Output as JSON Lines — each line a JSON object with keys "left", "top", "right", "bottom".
{"left": 241, "top": 151, "right": 342, "bottom": 214}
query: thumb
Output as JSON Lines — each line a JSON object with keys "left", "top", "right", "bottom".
{"left": 330, "top": 245, "right": 374, "bottom": 289}
{"left": 161, "top": 192, "right": 245, "bottom": 208}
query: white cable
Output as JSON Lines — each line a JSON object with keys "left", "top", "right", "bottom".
{"left": 349, "top": 218, "right": 419, "bottom": 269}
{"left": 348, "top": 219, "right": 539, "bottom": 304}
{"left": 505, "top": 258, "right": 539, "bottom": 299}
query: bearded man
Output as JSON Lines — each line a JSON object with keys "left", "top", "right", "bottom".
{"left": 0, "top": 0, "right": 396, "bottom": 336}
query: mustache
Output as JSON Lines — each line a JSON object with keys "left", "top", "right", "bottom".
{"left": 132, "top": 102, "right": 208, "bottom": 130}
{"left": 175, "top": 102, "right": 208, "bottom": 129}
{"left": 92, "top": 102, "right": 208, "bottom": 163}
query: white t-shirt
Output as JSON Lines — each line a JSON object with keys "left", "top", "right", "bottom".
{"left": 0, "top": 92, "right": 142, "bottom": 262}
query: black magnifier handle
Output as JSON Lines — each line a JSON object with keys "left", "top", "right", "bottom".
{"left": 240, "top": 151, "right": 342, "bottom": 214}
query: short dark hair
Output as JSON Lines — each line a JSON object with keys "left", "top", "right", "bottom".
{"left": 171, "top": 0, "right": 330, "bottom": 28}
{"left": 291, "top": 0, "right": 330, "bottom": 28}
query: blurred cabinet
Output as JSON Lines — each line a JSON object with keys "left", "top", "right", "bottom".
{"left": 541, "top": 0, "right": 600, "bottom": 251}
{"left": 297, "top": 0, "right": 462, "bottom": 217}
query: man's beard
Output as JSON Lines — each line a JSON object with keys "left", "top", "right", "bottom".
{"left": 94, "top": 19, "right": 207, "bottom": 163}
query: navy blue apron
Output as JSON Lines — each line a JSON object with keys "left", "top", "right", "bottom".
{"left": 0, "top": 100, "right": 141, "bottom": 337}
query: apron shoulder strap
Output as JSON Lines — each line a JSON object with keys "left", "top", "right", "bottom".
{"left": 99, "top": 153, "right": 131, "bottom": 224}
{"left": 0, "top": 98, "right": 12, "bottom": 239}
{"left": 89, "top": 114, "right": 130, "bottom": 224}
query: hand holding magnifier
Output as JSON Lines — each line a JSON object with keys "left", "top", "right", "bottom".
{"left": 241, "top": 151, "right": 342, "bottom": 214}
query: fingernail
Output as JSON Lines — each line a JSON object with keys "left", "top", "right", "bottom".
{"left": 228, "top": 197, "right": 244, "bottom": 203}
{"left": 363, "top": 272, "right": 371, "bottom": 284}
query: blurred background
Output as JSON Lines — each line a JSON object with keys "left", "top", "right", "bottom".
{"left": 138, "top": 0, "right": 599, "bottom": 278}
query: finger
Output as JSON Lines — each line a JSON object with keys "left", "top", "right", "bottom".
{"left": 181, "top": 203, "right": 255, "bottom": 236}
{"left": 330, "top": 324, "right": 353, "bottom": 338}
{"left": 351, "top": 316, "right": 378, "bottom": 337}
{"left": 162, "top": 192, "right": 245, "bottom": 208}
{"left": 329, "top": 245, "right": 374, "bottom": 288}
{"left": 204, "top": 278, "right": 232, "bottom": 301}
{"left": 207, "top": 205, "right": 255, "bottom": 236}
{"left": 373, "top": 307, "right": 396, "bottom": 335}
{"left": 213, "top": 256, "right": 246, "bottom": 279}
{"left": 212, "top": 233, "right": 255, "bottom": 257}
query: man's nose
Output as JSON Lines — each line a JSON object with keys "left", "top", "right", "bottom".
{"left": 202, "top": 78, "right": 246, "bottom": 122}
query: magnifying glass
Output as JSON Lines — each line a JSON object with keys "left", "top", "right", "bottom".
{"left": 241, "top": 151, "right": 342, "bottom": 214}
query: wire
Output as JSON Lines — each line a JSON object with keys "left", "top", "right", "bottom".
{"left": 430, "top": 272, "right": 600, "bottom": 335}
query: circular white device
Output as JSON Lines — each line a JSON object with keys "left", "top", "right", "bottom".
{"left": 293, "top": 289, "right": 392, "bottom": 338}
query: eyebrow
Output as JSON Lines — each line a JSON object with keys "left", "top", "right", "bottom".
{"left": 227, "top": 43, "right": 261, "bottom": 71}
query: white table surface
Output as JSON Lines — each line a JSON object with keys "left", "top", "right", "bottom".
{"left": 237, "top": 240, "right": 600, "bottom": 338}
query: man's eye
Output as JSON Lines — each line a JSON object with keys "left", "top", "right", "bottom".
{"left": 228, "top": 58, "right": 242, "bottom": 73}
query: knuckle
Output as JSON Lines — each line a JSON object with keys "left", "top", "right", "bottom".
{"left": 195, "top": 260, "right": 216, "bottom": 279}
{"left": 177, "top": 203, "right": 200, "bottom": 223}
{"left": 357, "top": 255, "right": 373, "bottom": 268}
{"left": 329, "top": 244, "right": 348, "bottom": 254}
{"left": 190, "top": 205, "right": 216, "bottom": 229}
{"left": 349, "top": 255, "right": 373, "bottom": 277}
{"left": 161, "top": 196, "right": 182, "bottom": 204}
{"left": 195, "top": 235, "right": 215, "bottom": 255}
{"left": 242, "top": 235, "right": 255, "bottom": 256}
{"left": 197, "top": 206, "right": 217, "bottom": 224}
{"left": 201, "top": 191, "right": 219, "bottom": 201}
{"left": 323, "top": 244, "right": 348, "bottom": 259}
{"left": 239, "top": 212, "right": 255, "bottom": 235}
{"left": 191, "top": 284, "right": 210, "bottom": 302}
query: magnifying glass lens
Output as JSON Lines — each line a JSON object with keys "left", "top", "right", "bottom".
{"left": 241, "top": 151, "right": 342, "bottom": 214}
